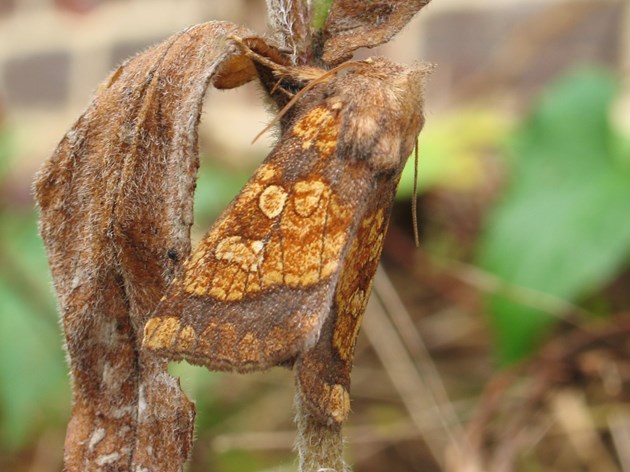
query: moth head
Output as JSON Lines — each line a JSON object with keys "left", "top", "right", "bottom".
{"left": 331, "top": 58, "right": 430, "bottom": 173}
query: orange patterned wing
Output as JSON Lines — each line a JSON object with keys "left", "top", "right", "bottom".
{"left": 143, "top": 103, "right": 373, "bottom": 372}
{"left": 295, "top": 175, "right": 398, "bottom": 425}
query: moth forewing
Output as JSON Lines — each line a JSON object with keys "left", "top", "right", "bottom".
{"left": 142, "top": 58, "right": 429, "bottom": 424}
{"left": 294, "top": 61, "right": 428, "bottom": 425}
{"left": 142, "top": 87, "right": 375, "bottom": 372}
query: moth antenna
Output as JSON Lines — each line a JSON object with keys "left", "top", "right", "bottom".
{"left": 228, "top": 34, "right": 292, "bottom": 76}
{"left": 270, "top": 77, "right": 282, "bottom": 95}
{"left": 412, "top": 137, "right": 421, "bottom": 248}
{"left": 252, "top": 59, "right": 371, "bottom": 144}
{"left": 270, "top": 77, "right": 294, "bottom": 97}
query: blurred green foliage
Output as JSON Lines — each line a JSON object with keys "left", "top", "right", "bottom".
{"left": 478, "top": 69, "right": 630, "bottom": 364}
{"left": 193, "top": 161, "right": 251, "bottom": 232}
{"left": 0, "top": 128, "right": 11, "bottom": 181}
{"left": 311, "top": 0, "right": 333, "bottom": 31}
{"left": 0, "top": 212, "right": 69, "bottom": 450}
{"left": 0, "top": 126, "right": 70, "bottom": 452}
{"left": 397, "top": 108, "right": 510, "bottom": 198}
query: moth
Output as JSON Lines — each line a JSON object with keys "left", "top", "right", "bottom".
{"left": 143, "top": 37, "right": 429, "bottom": 425}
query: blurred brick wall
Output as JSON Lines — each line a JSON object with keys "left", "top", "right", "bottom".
{"left": 0, "top": 0, "right": 627, "bottom": 190}
{"left": 422, "top": 0, "right": 624, "bottom": 101}
{"left": 0, "top": 0, "right": 270, "bottom": 183}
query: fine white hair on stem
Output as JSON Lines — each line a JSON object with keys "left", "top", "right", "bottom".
{"left": 266, "top": 0, "right": 308, "bottom": 64}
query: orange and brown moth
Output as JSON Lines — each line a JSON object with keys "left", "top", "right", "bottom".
{"left": 143, "top": 38, "right": 430, "bottom": 425}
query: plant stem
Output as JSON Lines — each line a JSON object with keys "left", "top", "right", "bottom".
{"left": 294, "top": 393, "right": 349, "bottom": 472}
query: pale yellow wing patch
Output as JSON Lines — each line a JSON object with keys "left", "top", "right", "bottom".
{"left": 182, "top": 176, "right": 351, "bottom": 302}
{"left": 292, "top": 105, "right": 339, "bottom": 158}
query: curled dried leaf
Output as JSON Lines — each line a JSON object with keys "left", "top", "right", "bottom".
{"left": 321, "top": 0, "right": 432, "bottom": 65}
{"left": 35, "top": 20, "right": 255, "bottom": 472}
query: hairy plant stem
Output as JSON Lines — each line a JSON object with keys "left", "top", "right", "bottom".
{"left": 295, "top": 393, "right": 348, "bottom": 472}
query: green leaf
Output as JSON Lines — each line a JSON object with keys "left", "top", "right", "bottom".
{"left": 193, "top": 160, "right": 252, "bottom": 232}
{"left": 397, "top": 109, "right": 509, "bottom": 199}
{"left": 311, "top": 0, "right": 333, "bottom": 32}
{"left": 168, "top": 362, "right": 223, "bottom": 431}
{"left": 0, "top": 127, "right": 14, "bottom": 182}
{"left": 478, "top": 69, "right": 630, "bottom": 364}
{"left": 0, "top": 214, "right": 69, "bottom": 448}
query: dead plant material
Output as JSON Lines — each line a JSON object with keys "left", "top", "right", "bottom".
{"left": 34, "top": 21, "right": 256, "bottom": 471}
{"left": 465, "top": 312, "right": 630, "bottom": 471}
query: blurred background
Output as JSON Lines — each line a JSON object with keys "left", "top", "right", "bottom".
{"left": 0, "top": 0, "right": 629, "bottom": 470}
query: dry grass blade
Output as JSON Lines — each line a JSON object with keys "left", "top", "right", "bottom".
{"left": 373, "top": 266, "right": 481, "bottom": 471}
{"left": 362, "top": 275, "right": 456, "bottom": 469}
{"left": 550, "top": 390, "right": 618, "bottom": 472}
{"left": 608, "top": 409, "right": 630, "bottom": 471}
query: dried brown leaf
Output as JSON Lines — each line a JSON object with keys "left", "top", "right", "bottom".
{"left": 321, "top": 0, "right": 432, "bottom": 65}
{"left": 34, "top": 20, "right": 255, "bottom": 472}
